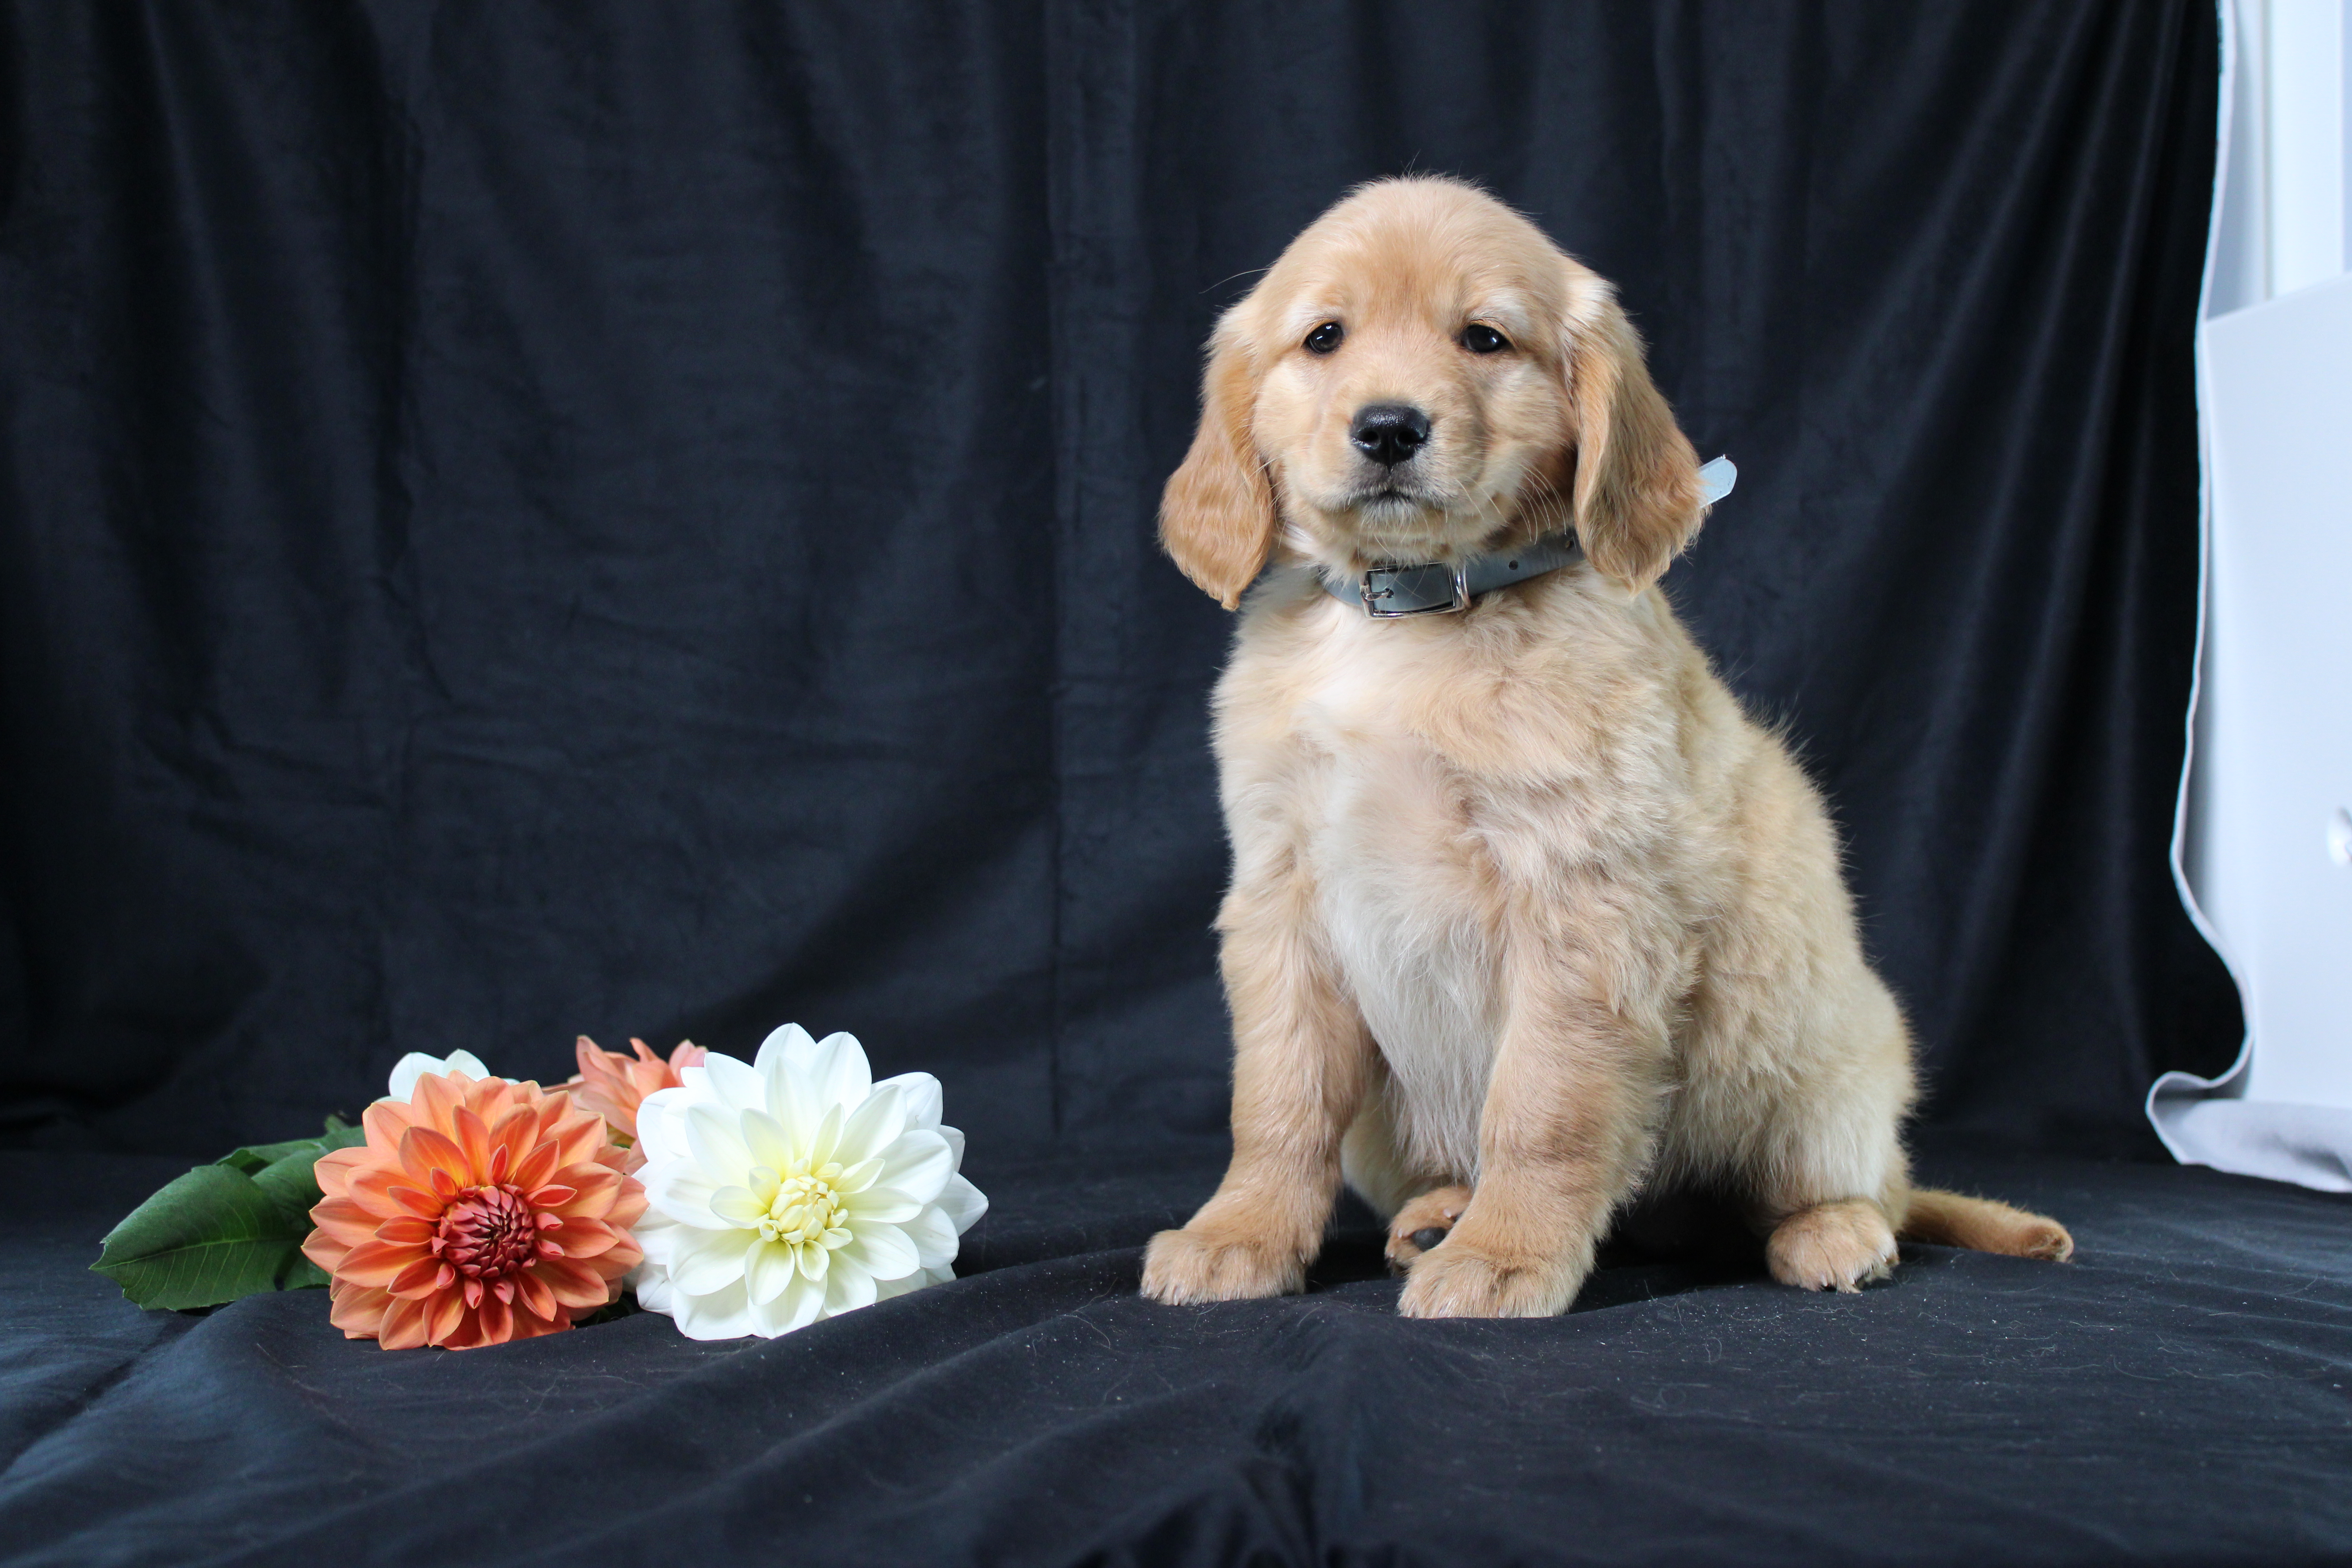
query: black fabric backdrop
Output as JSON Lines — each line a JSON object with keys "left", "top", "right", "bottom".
{"left": 9, "top": 7, "right": 2341, "bottom": 1568}
{"left": 0, "top": 0, "right": 2238, "bottom": 1159}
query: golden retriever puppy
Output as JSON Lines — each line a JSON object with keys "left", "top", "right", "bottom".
{"left": 1140, "top": 177, "right": 2071, "bottom": 1319}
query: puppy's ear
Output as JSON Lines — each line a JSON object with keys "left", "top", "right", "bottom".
{"left": 1564, "top": 283, "right": 1704, "bottom": 593}
{"left": 1160, "top": 315, "right": 1276, "bottom": 610}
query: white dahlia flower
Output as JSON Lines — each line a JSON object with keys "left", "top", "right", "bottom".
{"left": 383, "top": 1049, "right": 492, "bottom": 1103}
{"left": 628, "top": 1024, "right": 987, "bottom": 1339}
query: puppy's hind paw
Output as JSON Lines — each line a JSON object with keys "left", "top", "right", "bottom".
{"left": 1141, "top": 1224, "right": 1305, "bottom": 1305}
{"left": 1384, "top": 1185, "right": 1472, "bottom": 1275}
{"left": 1767, "top": 1200, "right": 1898, "bottom": 1293}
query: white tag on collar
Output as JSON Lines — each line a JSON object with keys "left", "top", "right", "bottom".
{"left": 1699, "top": 455, "right": 1737, "bottom": 506}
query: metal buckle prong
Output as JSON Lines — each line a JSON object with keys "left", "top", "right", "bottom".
{"left": 1357, "top": 560, "right": 1472, "bottom": 618}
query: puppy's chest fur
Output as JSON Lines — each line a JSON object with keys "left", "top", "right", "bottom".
{"left": 1303, "top": 673, "right": 1497, "bottom": 1181}
{"left": 1217, "top": 584, "right": 1675, "bottom": 1180}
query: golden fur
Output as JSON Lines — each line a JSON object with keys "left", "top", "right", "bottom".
{"left": 1140, "top": 178, "right": 2070, "bottom": 1318}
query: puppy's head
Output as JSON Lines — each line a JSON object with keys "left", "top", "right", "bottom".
{"left": 1161, "top": 177, "right": 1703, "bottom": 608}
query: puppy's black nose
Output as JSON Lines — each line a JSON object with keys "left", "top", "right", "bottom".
{"left": 1409, "top": 1227, "right": 1448, "bottom": 1252}
{"left": 1351, "top": 404, "right": 1431, "bottom": 467}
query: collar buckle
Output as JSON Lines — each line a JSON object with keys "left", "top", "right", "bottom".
{"left": 1357, "top": 560, "right": 1471, "bottom": 618}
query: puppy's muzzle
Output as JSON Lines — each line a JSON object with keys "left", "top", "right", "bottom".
{"left": 1350, "top": 404, "right": 1431, "bottom": 468}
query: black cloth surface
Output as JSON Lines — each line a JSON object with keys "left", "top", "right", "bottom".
{"left": 0, "top": 0, "right": 2235, "bottom": 1158}
{"left": 4, "top": 5, "right": 2323, "bottom": 1566}
{"left": 4, "top": 1142, "right": 2351, "bottom": 1567}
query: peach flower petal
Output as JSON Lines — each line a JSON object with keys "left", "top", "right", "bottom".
{"left": 359, "top": 1101, "right": 413, "bottom": 1152}
{"left": 388, "top": 1255, "right": 446, "bottom": 1299}
{"left": 382, "top": 1294, "right": 433, "bottom": 1350}
{"left": 374, "top": 1215, "right": 436, "bottom": 1246}
{"left": 514, "top": 1269, "right": 557, "bottom": 1321}
{"left": 554, "top": 1115, "right": 605, "bottom": 1169}
{"left": 397, "top": 1126, "right": 469, "bottom": 1193}
{"left": 347, "top": 1167, "right": 437, "bottom": 1221}
{"left": 451, "top": 1106, "right": 494, "bottom": 1178}
{"left": 301, "top": 1227, "right": 350, "bottom": 1276}
{"left": 550, "top": 1217, "right": 621, "bottom": 1258}
{"left": 309, "top": 1198, "right": 379, "bottom": 1249}
{"left": 425, "top": 1289, "right": 465, "bottom": 1344}
{"left": 314, "top": 1146, "right": 369, "bottom": 1200}
{"left": 411, "top": 1073, "right": 462, "bottom": 1131}
{"left": 571, "top": 1036, "right": 705, "bottom": 1143}
{"left": 509, "top": 1139, "right": 561, "bottom": 1194}
{"left": 534, "top": 1257, "right": 612, "bottom": 1310}
{"left": 330, "top": 1283, "right": 396, "bottom": 1338}
{"left": 334, "top": 1240, "right": 415, "bottom": 1288}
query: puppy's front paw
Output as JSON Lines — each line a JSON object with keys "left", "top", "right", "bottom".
{"left": 1767, "top": 1200, "right": 1898, "bottom": 1293}
{"left": 1384, "top": 1185, "right": 1472, "bottom": 1274}
{"left": 1141, "top": 1224, "right": 1305, "bottom": 1305}
{"left": 1397, "top": 1240, "right": 1583, "bottom": 1319}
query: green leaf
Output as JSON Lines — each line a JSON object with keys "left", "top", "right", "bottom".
{"left": 92, "top": 1116, "right": 376, "bottom": 1310}
{"left": 318, "top": 1117, "right": 367, "bottom": 1151}
{"left": 250, "top": 1144, "right": 334, "bottom": 1229}
{"left": 91, "top": 1164, "right": 322, "bottom": 1310}
{"left": 215, "top": 1139, "right": 319, "bottom": 1176}
{"left": 214, "top": 1116, "right": 366, "bottom": 1176}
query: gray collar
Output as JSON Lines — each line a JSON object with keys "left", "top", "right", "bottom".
{"left": 1319, "top": 530, "right": 1587, "bottom": 617}
{"left": 1316, "top": 455, "right": 1736, "bottom": 618}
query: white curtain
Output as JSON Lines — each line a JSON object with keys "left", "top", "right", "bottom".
{"left": 2150, "top": 0, "right": 2352, "bottom": 1190}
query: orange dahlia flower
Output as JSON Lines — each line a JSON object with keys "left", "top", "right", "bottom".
{"left": 302, "top": 1071, "right": 646, "bottom": 1350}
{"left": 570, "top": 1036, "right": 706, "bottom": 1153}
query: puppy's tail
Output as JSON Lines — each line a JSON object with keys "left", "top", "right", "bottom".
{"left": 1896, "top": 1187, "right": 2074, "bottom": 1262}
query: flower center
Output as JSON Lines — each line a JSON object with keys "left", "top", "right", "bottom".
{"left": 434, "top": 1183, "right": 538, "bottom": 1280}
{"left": 755, "top": 1165, "right": 852, "bottom": 1250}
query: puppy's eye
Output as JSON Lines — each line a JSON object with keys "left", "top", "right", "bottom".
{"left": 1304, "top": 321, "right": 1345, "bottom": 355}
{"left": 1461, "top": 323, "right": 1510, "bottom": 355}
